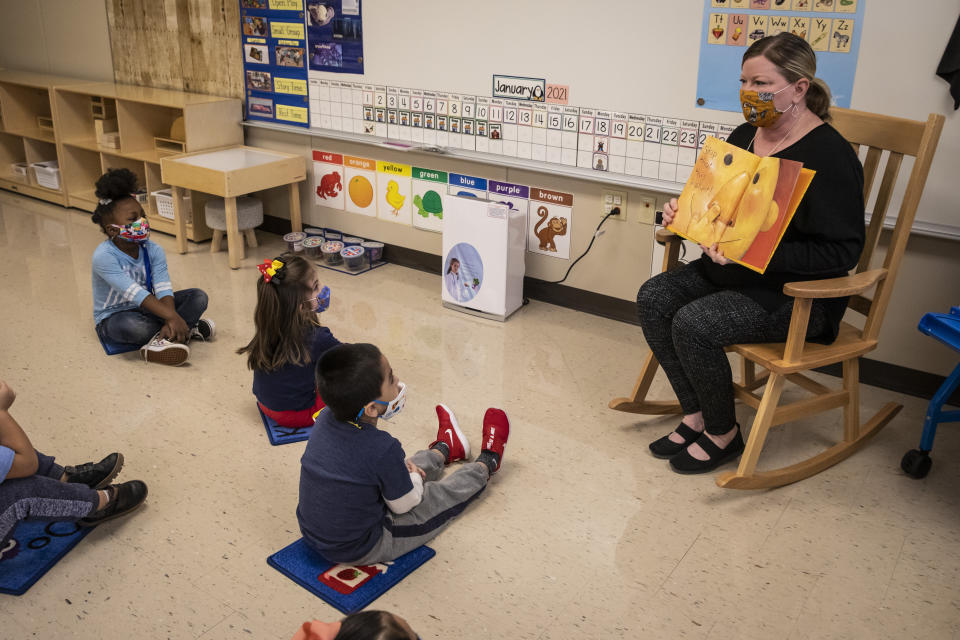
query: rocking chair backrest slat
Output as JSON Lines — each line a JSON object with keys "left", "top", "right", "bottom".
{"left": 860, "top": 147, "right": 883, "bottom": 203}
{"left": 829, "top": 108, "right": 944, "bottom": 341}
{"left": 858, "top": 152, "right": 904, "bottom": 274}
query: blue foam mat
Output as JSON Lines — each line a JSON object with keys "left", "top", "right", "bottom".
{"left": 96, "top": 331, "right": 139, "bottom": 356}
{"left": 267, "top": 538, "right": 435, "bottom": 614}
{"left": 258, "top": 405, "right": 312, "bottom": 446}
{"left": 0, "top": 520, "right": 95, "bottom": 595}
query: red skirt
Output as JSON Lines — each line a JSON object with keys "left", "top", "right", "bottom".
{"left": 258, "top": 394, "right": 325, "bottom": 428}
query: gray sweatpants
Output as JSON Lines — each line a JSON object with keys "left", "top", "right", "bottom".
{"left": 0, "top": 451, "right": 100, "bottom": 547}
{"left": 352, "top": 449, "right": 490, "bottom": 564}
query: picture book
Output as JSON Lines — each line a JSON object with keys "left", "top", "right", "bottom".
{"left": 668, "top": 136, "right": 815, "bottom": 274}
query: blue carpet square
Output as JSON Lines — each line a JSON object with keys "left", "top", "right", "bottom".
{"left": 259, "top": 405, "right": 312, "bottom": 446}
{"left": 97, "top": 331, "right": 139, "bottom": 356}
{"left": 0, "top": 520, "right": 95, "bottom": 595}
{"left": 267, "top": 538, "right": 435, "bottom": 614}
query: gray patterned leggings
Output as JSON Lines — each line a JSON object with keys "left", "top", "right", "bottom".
{"left": 636, "top": 262, "right": 828, "bottom": 435}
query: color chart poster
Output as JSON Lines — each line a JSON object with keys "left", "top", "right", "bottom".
{"left": 306, "top": 0, "right": 364, "bottom": 74}
{"left": 240, "top": 0, "right": 311, "bottom": 128}
{"left": 695, "top": 0, "right": 866, "bottom": 112}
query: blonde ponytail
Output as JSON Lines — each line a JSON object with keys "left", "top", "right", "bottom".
{"left": 805, "top": 77, "right": 832, "bottom": 122}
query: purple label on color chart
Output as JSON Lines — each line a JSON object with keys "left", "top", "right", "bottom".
{"left": 488, "top": 180, "right": 529, "bottom": 199}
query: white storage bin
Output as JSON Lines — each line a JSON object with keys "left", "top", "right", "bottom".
{"left": 11, "top": 162, "right": 28, "bottom": 181}
{"left": 151, "top": 189, "right": 191, "bottom": 222}
{"left": 31, "top": 161, "right": 60, "bottom": 190}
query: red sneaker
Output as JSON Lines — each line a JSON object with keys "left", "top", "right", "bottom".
{"left": 430, "top": 404, "right": 470, "bottom": 464}
{"left": 481, "top": 408, "right": 510, "bottom": 472}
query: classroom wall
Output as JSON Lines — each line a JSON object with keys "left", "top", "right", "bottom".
{"left": 0, "top": 0, "right": 113, "bottom": 81}
{"left": 1, "top": 1, "right": 958, "bottom": 378}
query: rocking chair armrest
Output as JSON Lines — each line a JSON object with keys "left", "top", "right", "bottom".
{"left": 783, "top": 269, "right": 887, "bottom": 299}
{"left": 655, "top": 227, "right": 679, "bottom": 244}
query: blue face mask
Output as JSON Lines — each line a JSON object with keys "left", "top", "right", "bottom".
{"left": 308, "top": 286, "right": 331, "bottom": 312}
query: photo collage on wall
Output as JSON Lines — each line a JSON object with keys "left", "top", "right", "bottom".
{"left": 313, "top": 150, "right": 575, "bottom": 259}
{"left": 240, "top": 0, "right": 313, "bottom": 127}
{"left": 306, "top": 0, "right": 364, "bottom": 74}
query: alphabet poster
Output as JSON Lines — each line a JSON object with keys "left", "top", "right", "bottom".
{"left": 695, "top": 0, "right": 865, "bottom": 112}
{"left": 528, "top": 188, "right": 573, "bottom": 259}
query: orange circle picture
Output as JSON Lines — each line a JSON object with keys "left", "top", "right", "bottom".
{"left": 348, "top": 176, "right": 373, "bottom": 208}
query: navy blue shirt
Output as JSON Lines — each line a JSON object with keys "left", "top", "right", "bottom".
{"left": 252, "top": 326, "right": 340, "bottom": 411}
{"left": 297, "top": 409, "right": 414, "bottom": 562}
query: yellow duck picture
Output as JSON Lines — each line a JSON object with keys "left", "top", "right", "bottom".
{"left": 385, "top": 179, "right": 405, "bottom": 215}
{"left": 717, "top": 156, "right": 781, "bottom": 260}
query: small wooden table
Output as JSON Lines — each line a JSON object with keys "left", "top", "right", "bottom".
{"left": 161, "top": 146, "right": 306, "bottom": 269}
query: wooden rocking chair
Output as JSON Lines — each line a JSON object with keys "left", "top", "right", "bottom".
{"left": 611, "top": 108, "right": 945, "bottom": 489}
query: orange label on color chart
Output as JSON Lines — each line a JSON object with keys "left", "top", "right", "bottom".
{"left": 344, "top": 155, "right": 375, "bottom": 170}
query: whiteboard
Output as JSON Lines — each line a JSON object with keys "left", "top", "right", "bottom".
{"left": 302, "top": 0, "right": 960, "bottom": 230}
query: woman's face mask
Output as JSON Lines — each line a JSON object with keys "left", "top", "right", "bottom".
{"left": 111, "top": 217, "right": 150, "bottom": 244}
{"left": 739, "top": 83, "right": 794, "bottom": 127}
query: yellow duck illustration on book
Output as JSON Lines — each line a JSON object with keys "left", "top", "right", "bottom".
{"left": 717, "top": 157, "right": 781, "bottom": 260}
{"left": 385, "top": 180, "right": 405, "bottom": 215}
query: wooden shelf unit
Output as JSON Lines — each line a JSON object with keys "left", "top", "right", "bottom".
{"left": 0, "top": 71, "right": 86, "bottom": 206}
{"left": 53, "top": 81, "right": 243, "bottom": 242}
{"left": 0, "top": 71, "right": 243, "bottom": 245}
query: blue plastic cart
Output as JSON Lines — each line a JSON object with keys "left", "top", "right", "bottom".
{"left": 901, "top": 306, "right": 960, "bottom": 478}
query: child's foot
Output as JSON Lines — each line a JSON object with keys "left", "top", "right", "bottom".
{"left": 141, "top": 333, "right": 190, "bottom": 366}
{"left": 79, "top": 480, "right": 148, "bottom": 527}
{"left": 429, "top": 404, "right": 471, "bottom": 464}
{"left": 63, "top": 452, "right": 124, "bottom": 489}
{"left": 190, "top": 318, "right": 216, "bottom": 341}
{"left": 476, "top": 408, "right": 510, "bottom": 474}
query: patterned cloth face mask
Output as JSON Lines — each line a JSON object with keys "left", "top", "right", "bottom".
{"left": 739, "top": 84, "right": 793, "bottom": 127}
{"left": 110, "top": 217, "right": 150, "bottom": 244}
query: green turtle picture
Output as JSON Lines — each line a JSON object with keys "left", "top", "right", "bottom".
{"left": 414, "top": 190, "right": 443, "bottom": 219}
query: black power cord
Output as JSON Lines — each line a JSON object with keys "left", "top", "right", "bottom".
{"left": 542, "top": 207, "right": 620, "bottom": 285}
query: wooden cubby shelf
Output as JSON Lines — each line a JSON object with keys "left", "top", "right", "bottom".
{"left": 0, "top": 70, "right": 243, "bottom": 243}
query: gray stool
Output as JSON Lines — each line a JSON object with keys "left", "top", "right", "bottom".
{"left": 204, "top": 196, "right": 263, "bottom": 253}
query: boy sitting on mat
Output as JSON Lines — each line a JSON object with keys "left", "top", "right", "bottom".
{"left": 0, "top": 380, "right": 148, "bottom": 551}
{"left": 297, "top": 343, "right": 510, "bottom": 564}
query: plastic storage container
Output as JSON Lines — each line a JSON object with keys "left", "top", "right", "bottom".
{"left": 361, "top": 241, "right": 384, "bottom": 262}
{"left": 341, "top": 245, "right": 366, "bottom": 270}
{"left": 31, "top": 161, "right": 60, "bottom": 190}
{"left": 302, "top": 236, "right": 324, "bottom": 258}
{"left": 284, "top": 231, "right": 307, "bottom": 252}
{"left": 151, "top": 189, "right": 192, "bottom": 221}
{"left": 321, "top": 240, "right": 344, "bottom": 265}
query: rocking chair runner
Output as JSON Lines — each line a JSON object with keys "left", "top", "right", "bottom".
{"left": 611, "top": 108, "right": 945, "bottom": 489}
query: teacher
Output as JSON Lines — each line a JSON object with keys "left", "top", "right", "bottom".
{"left": 637, "top": 32, "right": 865, "bottom": 474}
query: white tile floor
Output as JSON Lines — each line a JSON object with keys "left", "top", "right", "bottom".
{"left": 1, "top": 191, "right": 959, "bottom": 639}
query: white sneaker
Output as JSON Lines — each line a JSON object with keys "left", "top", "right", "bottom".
{"left": 141, "top": 333, "right": 190, "bottom": 366}
{"left": 190, "top": 318, "right": 216, "bottom": 341}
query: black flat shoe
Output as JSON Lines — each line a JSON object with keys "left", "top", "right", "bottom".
{"left": 80, "top": 480, "right": 148, "bottom": 527}
{"left": 63, "top": 452, "right": 124, "bottom": 489}
{"left": 649, "top": 423, "right": 703, "bottom": 459}
{"left": 669, "top": 425, "right": 744, "bottom": 474}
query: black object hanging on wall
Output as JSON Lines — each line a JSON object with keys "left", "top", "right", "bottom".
{"left": 936, "top": 15, "right": 960, "bottom": 110}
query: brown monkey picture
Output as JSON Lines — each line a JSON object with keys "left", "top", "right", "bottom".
{"left": 533, "top": 206, "right": 568, "bottom": 252}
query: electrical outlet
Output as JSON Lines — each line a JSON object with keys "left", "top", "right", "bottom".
{"left": 601, "top": 189, "right": 627, "bottom": 221}
{"left": 636, "top": 194, "right": 657, "bottom": 225}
